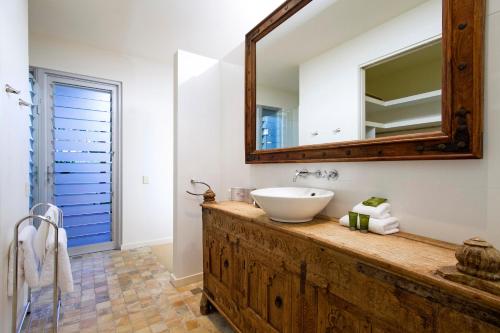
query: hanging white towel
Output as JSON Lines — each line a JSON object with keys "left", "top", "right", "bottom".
{"left": 39, "top": 228, "right": 73, "bottom": 293}
{"left": 352, "top": 202, "right": 391, "bottom": 219}
{"left": 339, "top": 215, "right": 399, "bottom": 235}
{"left": 8, "top": 225, "right": 40, "bottom": 296}
{"left": 33, "top": 206, "right": 59, "bottom": 263}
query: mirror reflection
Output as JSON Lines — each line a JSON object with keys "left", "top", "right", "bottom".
{"left": 256, "top": 0, "right": 442, "bottom": 150}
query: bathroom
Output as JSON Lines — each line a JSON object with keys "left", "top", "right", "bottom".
{"left": 1, "top": 0, "right": 499, "bottom": 332}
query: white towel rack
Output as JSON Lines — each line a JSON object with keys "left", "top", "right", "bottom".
{"left": 12, "top": 203, "right": 64, "bottom": 333}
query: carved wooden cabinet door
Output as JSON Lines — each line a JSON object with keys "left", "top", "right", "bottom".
{"left": 219, "top": 241, "right": 233, "bottom": 289}
{"left": 266, "top": 269, "right": 293, "bottom": 332}
{"left": 207, "top": 236, "right": 220, "bottom": 280}
{"left": 232, "top": 240, "right": 248, "bottom": 306}
{"left": 244, "top": 258, "right": 267, "bottom": 326}
{"left": 241, "top": 253, "right": 295, "bottom": 333}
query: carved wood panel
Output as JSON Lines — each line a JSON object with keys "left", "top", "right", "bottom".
{"left": 265, "top": 269, "right": 292, "bottom": 332}
{"left": 220, "top": 242, "right": 233, "bottom": 289}
{"left": 317, "top": 290, "right": 371, "bottom": 333}
{"left": 201, "top": 207, "right": 500, "bottom": 333}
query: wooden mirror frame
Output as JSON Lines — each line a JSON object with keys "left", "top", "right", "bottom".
{"left": 245, "top": 0, "right": 485, "bottom": 163}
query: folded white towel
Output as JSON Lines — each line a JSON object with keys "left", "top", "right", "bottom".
{"left": 339, "top": 215, "right": 399, "bottom": 235}
{"left": 39, "top": 228, "right": 73, "bottom": 293}
{"left": 34, "top": 206, "right": 59, "bottom": 263}
{"left": 8, "top": 225, "right": 40, "bottom": 296}
{"left": 352, "top": 202, "right": 391, "bottom": 219}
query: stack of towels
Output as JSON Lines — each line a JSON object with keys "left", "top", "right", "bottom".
{"left": 339, "top": 197, "right": 399, "bottom": 235}
{"left": 7, "top": 206, "right": 74, "bottom": 297}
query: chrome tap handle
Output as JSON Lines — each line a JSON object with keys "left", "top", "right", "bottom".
{"left": 326, "top": 169, "right": 339, "bottom": 180}
{"left": 293, "top": 169, "right": 338, "bottom": 182}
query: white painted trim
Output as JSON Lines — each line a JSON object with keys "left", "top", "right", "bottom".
{"left": 33, "top": 67, "right": 123, "bottom": 254}
{"left": 120, "top": 237, "right": 173, "bottom": 250}
{"left": 169, "top": 272, "right": 203, "bottom": 288}
{"left": 365, "top": 90, "right": 441, "bottom": 109}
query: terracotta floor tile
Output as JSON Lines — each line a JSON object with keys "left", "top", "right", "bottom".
{"left": 20, "top": 247, "right": 233, "bottom": 333}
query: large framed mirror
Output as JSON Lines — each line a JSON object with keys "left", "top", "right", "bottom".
{"left": 245, "top": 0, "right": 484, "bottom": 163}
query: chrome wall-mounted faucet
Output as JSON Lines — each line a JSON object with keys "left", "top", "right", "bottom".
{"left": 293, "top": 169, "right": 339, "bottom": 182}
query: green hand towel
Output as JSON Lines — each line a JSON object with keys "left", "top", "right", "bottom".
{"left": 362, "top": 197, "right": 387, "bottom": 207}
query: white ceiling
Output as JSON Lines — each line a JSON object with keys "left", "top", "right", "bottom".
{"left": 256, "top": 0, "right": 430, "bottom": 93}
{"left": 28, "top": 0, "right": 285, "bottom": 62}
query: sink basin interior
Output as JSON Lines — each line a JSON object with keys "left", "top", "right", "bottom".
{"left": 251, "top": 187, "right": 332, "bottom": 198}
{"left": 251, "top": 187, "right": 334, "bottom": 223}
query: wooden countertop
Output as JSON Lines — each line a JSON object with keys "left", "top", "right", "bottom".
{"left": 202, "top": 201, "right": 500, "bottom": 310}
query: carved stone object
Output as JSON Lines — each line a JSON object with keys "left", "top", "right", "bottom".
{"left": 202, "top": 188, "right": 216, "bottom": 203}
{"left": 455, "top": 237, "right": 500, "bottom": 281}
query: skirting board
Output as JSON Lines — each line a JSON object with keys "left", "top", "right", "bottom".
{"left": 170, "top": 272, "right": 203, "bottom": 288}
{"left": 121, "top": 237, "right": 173, "bottom": 251}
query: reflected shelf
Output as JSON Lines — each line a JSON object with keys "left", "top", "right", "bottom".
{"left": 366, "top": 89, "right": 441, "bottom": 112}
{"left": 365, "top": 114, "right": 441, "bottom": 134}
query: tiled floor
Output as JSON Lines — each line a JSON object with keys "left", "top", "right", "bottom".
{"left": 21, "top": 247, "right": 233, "bottom": 333}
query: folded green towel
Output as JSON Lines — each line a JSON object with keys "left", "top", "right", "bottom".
{"left": 362, "top": 197, "right": 387, "bottom": 207}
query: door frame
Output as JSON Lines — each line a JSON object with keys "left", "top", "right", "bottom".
{"left": 32, "top": 67, "right": 123, "bottom": 254}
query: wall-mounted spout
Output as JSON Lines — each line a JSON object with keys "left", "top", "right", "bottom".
{"left": 293, "top": 169, "right": 338, "bottom": 182}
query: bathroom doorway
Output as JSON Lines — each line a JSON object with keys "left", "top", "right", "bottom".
{"left": 32, "top": 68, "right": 122, "bottom": 255}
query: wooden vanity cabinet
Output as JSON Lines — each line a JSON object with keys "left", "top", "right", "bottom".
{"left": 201, "top": 202, "right": 500, "bottom": 333}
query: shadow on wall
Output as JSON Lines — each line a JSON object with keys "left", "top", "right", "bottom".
{"left": 173, "top": 50, "right": 222, "bottom": 282}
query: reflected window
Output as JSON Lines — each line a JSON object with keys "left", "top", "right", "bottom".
{"left": 257, "top": 105, "right": 283, "bottom": 150}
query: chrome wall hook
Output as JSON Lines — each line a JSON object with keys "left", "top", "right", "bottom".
{"left": 5, "top": 84, "right": 21, "bottom": 95}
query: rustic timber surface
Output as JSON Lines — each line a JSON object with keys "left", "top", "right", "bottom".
{"left": 201, "top": 201, "right": 500, "bottom": 332}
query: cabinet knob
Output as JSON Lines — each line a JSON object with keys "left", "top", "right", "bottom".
{"left": 274, "top": 296, "right": 283, "bottom": 308}
{"left": 223, "top": 259, "right": 229, "bottom": 268}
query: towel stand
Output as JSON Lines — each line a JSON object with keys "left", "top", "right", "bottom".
{"left": 12, "top": 203, "right": 64, "bottom": 333}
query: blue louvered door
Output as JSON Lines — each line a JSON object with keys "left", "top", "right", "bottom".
{"left": 39, "top": 72, "right": 119, "bottom": 253}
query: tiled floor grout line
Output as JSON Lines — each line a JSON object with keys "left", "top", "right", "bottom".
{"left": 20, "top": 247, "right": 233, "bottom": 333}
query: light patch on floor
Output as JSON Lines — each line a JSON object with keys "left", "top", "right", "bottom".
{"left": 20, "top": 247, "right": 233, "bottom": 333}
{"left": 150, "top": 243, "right": 173, "bottom": 272}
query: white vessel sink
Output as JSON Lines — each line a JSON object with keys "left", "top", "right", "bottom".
{"left": 251, "top": 187, "right": 334, "bottom": 223}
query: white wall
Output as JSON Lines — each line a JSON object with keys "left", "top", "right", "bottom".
{"left": 172, "top": 50, "right": 221, "bottom": 282}
{"left": 29, "top": 34, "right": 173, "bottom": 249}
{"left": 0, "top": 0, "right": 30, "bottom": 330}
{"left": 217, "top": 2, "right": 500, "bottom": 249}
{"left": 299, "top": 0, "right": 441, "bottom": 145}
{"left": 257, "top": 84, "right": 298, "bottom": 110}
{"left": 257, "top": 84, "right": 299, "bottom": 148}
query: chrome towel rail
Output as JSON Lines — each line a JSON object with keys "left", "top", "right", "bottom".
{"left": 186, "top": 179, "right": 212, "bottom": 196}
{"left": 12, "top": 214, "right": 60, "bottom": 333}
{"left": 186, "top": 179, "right": 216, "bottom": 203}
{"left": 12, "top": 203, "right": 64, "bottom": 333}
